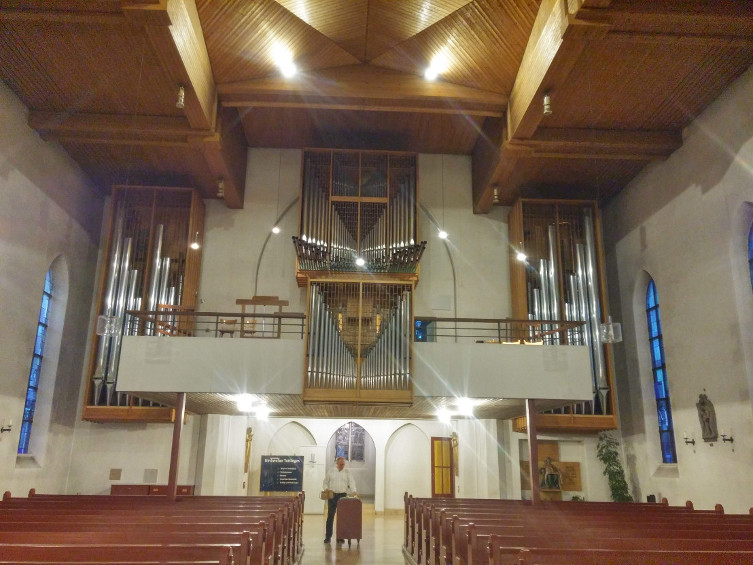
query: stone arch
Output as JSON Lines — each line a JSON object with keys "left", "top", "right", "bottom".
{"left": 384, "top": 423, "right": 431, "bottom": 510}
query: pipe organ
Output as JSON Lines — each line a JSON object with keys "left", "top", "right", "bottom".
{"left": 298, "top": 150, "right": 421, "bottom": 405}
{"left": 83, "top": 186, "right": 204, "bottom": 423}
{"left": 508, "top": 199, "right": 617, "bottom": 432}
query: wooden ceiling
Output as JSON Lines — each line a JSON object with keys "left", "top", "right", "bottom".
{"left": 2, "top": 1, "right": 752, "bottom": 211}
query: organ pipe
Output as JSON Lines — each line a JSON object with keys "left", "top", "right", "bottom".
{"left": 584, "top": 209, "right": 608, "bottom": 412}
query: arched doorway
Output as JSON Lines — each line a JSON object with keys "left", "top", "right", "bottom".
{"left": 326, "top": 422, "right": 376, "bottom": 503}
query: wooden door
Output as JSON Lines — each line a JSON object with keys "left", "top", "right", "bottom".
{"left": 431, "top": 436, "right": 454, "bottom": 498}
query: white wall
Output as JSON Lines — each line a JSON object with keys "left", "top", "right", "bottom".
{"left": 603, "top": 64, "right": 753, "bottom": 512}
{"left": 0, "top": 79, "right": 102, "bottom": 496}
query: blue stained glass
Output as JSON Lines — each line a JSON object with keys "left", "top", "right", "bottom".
{"left": 660, "top": 431, "right": 677, "bottom": 464}
{"left": 18, "top": 422, "right": 32, "bottom": 454}
{"left": 34, "top": 326, "right": 47, "bottom": 356}
{"left": 647, "top": 281, "right": 657, "bottom": 308}
{"left": 44, "top": 271, "right": 53, "bottom": 294}
{"left": 646, "top": 277, "right": 676, "bottom": 463}
{"left": 654, "top": 379, "right": 666, "bottom": 400}
{"left": 20, "top": 268, "right": 54, "bottom": 455}
{"left": 335, "top": 445, "right": 348, "bottom": 459}
{"left": 28, "top": 357, "right": 41, "bottom": 388}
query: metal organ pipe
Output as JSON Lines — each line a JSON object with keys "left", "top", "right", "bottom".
{"left": 92, "top": 206, "right": 125, "bottom": 403}
{"left": 547, "top": 225, "right": 560, "bottom": 344}
{"left": 584, "top": 209, "right": 608, "bottom": 413}
{"left": 105, "top": 237, "right": 132, "bottom": 404}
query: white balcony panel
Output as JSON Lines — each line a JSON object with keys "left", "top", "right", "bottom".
{"left": 119, "top": 337, "right": 592, "bottom": 403}
{"left": 118, "top": 337, "right": 304, "bottom": 394}
{"left": 412, "top": 343, "right": 592, "bottom": 400}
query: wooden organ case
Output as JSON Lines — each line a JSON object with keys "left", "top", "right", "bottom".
{"left": 82, "top": 185, "right": 204, "bottom": 423}
{"left": 295, "top": 150, "right": 424, "bottom": 405}
{"left": 508, "top": 199, "right": 617, "bottom": 433}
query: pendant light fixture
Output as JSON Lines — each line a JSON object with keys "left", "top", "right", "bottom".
{"left": 272, "top": 151, "right": 282, "bottom": 234}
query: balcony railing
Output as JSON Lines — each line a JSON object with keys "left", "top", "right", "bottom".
{"left": 413, "top": 317, "right": 586, "bottom": 344}
{"left": 125, "top": 308, "right": 306, "bottom": 339}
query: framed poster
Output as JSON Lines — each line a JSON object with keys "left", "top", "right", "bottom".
{"left": 260, "top": 455, "right": 304, "bottom": 492}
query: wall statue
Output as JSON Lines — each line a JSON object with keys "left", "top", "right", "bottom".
{"left": 696, "top": 393, "right": 718, "bottom": 442}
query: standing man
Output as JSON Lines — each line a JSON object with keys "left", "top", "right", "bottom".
{"left": 322, "top": 456, "right": 357, "bottom": 543}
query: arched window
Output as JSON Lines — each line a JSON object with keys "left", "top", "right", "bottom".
{"left": 335, "top": 421, "right": 365, "bottom": 462}
{"left": 646, "top": 279, "right": 677, "bottom": 464}
{"left": 18, "top": 269, "right": 53, "bottom": 454}
{"left": 748, "top": 223, "right": 753, "bottom": 291}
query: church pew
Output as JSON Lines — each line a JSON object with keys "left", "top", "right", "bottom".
{"left": 3, "top": 491, "right": 303, "bottom": 561}
{"left": 0, "top": 494, "right": 303, "bottom": 565}
{"left": 0, "top": 529, "right": 260, "bottom": 565}
{"left": 0, "top": 543, "right": 236, "bottom": 565}
{"left": 464, "top": 524, "right": 753, "bottom": 565}
{"left": 490, "top": 545, "right": 753, "bottom": 565}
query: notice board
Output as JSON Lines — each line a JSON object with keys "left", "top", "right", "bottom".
{"left": 260, "top": 455, "right": 304, "bottom": 492}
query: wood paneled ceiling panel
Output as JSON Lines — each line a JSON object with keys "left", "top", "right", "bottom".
{"left": 0, "top": 19, "right": 178, "bottom": 116}
{"left": 195, "top": 0, "right": 359, "bottom": 84}
{"left": 130, "top": 391, "right": 570, "bottom": 421}
{"left": 62, "top": 142, "right": 218, "bottom": 199}
{"left": 545, "top": 40, "right": 753, "bottom": 131}
{"left": 371, "top": 0, "right": 539, "bottom": 93}
{"left": 239, "top": 107, "right": 482, "bottom": 154}
{"left": 508, "top": 156, "right": 647, "bottom": 203}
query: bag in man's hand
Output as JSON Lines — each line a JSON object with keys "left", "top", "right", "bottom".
{"left": 320, "top": 489, "right": 334, "bottom": 500}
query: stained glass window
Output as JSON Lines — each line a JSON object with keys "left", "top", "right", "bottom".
{"left": 334, "top": 421, "right": 365, "bottom": 462}
{"left": 18, "top": 270, "right": 53, "bottom": 454}
{"left": 646, "top": 279, "right": 677, "bottom": 464}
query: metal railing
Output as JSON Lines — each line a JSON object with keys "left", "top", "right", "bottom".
{"left": 124, "top": 309, "right": 306, "bottom": 339}
{"left": 413, "top": 317, "right": 586, "bottom": 344}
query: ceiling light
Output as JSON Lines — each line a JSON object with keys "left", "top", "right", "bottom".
{"left": 272, "top": 43, "right": 297, "bottom": 78}
{"left": 190, "top": 231, "right": 200, "bottom": 250}
{"left": 355, "top": 257, "right": 366, "bottom": 267}
{"left": 176, "top": 85, "right": 185, "bottom": 109}
{"left": 255, "top": 404, "right": 271, "bottom": 421}
{"left": 456, "top": 397, "right": 475, "bottom": 417}
{"left": 438, "top": 230, "right": 448, "bottom": 240}
{"left": 543, "top": 93, "right": 552, "bottom": 116}
{"left": 425, "top": 50, "right": 450, "bottom": 81}
{"left": 272, "top": 225, "right": 281, "bottom": 234}
{"left": 236, "top": 394, "right": 256, "bottom": 412}
{"left": 436, "top": 407, "right": 452, "bottom": 424}
{"left": 516, "top": 251, "right": 527, "bottom": 262}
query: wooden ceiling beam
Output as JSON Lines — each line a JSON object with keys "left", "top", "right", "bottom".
{"left": 218, "top": 65, "right": 507, "bottom": 117}
{"left": 512, "top": 128, "right": 683, "bottom": 160}
{"left": 473, "top": 0, "right": 611, "bottom": 214}
{"left": 122, "top": 0, "right": 216, "bottom": 131}
{"left": 28, "top": 111, "right": 204, "bottom": 144}
{"left": 191, "top": 106, "right": 247, "bottom": 210}
{"left": 0, "top": 9, "right": 126, "bottom": 25}
{"left": 576, "top": 3, "right": 753, "bottom": 39}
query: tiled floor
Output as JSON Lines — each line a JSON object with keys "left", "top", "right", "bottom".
{"left": 299, "top": 503, "right": 409, "bottom": 564}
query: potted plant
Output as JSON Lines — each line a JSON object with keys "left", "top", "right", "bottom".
{"left": 596, "top": 431, "right": 633, "bottom": 502}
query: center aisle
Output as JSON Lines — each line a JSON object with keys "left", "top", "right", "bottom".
{"left": 299, "top": 502, "right": 408, "bottom": 564}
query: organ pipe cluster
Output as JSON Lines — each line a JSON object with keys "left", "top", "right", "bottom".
{"left": 91, "top": 205, "right": 183, "bottom": 406}
{"left": 297, "top": 151, "right": 424, "bottom": 273}
{"left": 306, "top": 283, "right": 412, "bottom": 392}
{"left": 526, "top": 208, "right": 609, "bottom": 414}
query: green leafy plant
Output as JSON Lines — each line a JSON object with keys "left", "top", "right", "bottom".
{"left": 596, "top": 431, "right": 633, "bottom": 502}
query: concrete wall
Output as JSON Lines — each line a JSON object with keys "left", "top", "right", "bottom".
{"left": 0, "top": 79, "right": 101, "bottom": 496}
{"left": 603, "top": 64, "right": 753, "bottom": 512}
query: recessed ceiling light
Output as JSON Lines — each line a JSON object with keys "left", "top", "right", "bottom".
{"left": 272, "top": 43, "right": 297, "bottom": 77}
{"left": 438, "top": 230, "right": 448, "bottom": 240}
{"left": 272, "top": 225, "right": 281, "bottom": 234}
{"left": 425, "top": 50, "right": 450, "bottom": 81}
